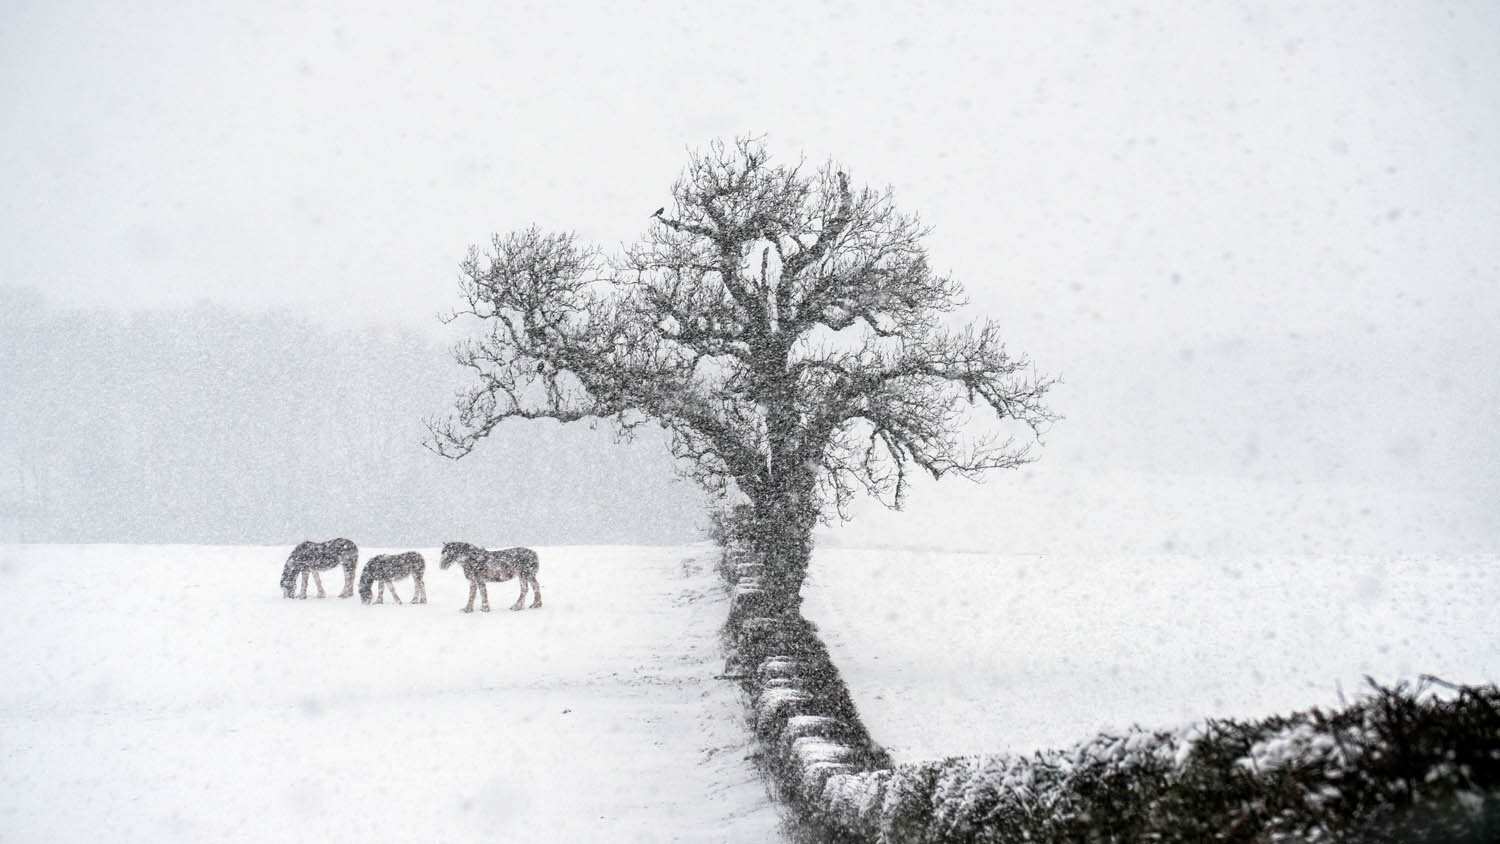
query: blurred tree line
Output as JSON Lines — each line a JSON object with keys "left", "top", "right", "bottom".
{"left": 0, "top": 285, "right": 702, "bottom": 545}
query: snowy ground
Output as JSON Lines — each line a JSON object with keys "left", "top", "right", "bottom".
{"left": 0, "top": 544, "right": 785, "bottom": 844}
{"left": 803, "top": 548, "right": 1500, "bottom": 761}
{"left": 5, "top": 539, "right": 1496, "bottom": 842}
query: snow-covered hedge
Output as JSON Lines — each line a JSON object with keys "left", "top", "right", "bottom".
{"left": 720, "top": 548, "right": 1500, "bottom": 843}
{"left": 813, "top": 679, "right": 1500, "bottom": 842}
{"left": 722, "top": 565, "right": 891, "bottom": 831}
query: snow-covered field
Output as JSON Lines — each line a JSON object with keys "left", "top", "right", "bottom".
{"left": 0, "top": 544, "right": 783, "bottom": 844}
{"left": 803, "top": 548, "right": 1500, "bottom": 761}
{"left": 4, "top": 540, "right": 1496, "bottom": 842}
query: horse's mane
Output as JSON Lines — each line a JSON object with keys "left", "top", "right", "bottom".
{"left": 358, "top": 559, "right": 377, "bottom": 602}
{"left": 279, "top": 557, "right": 300, "bottom": 592}
{"left": 440, "top": 541, "right": 483, "bottom": 569}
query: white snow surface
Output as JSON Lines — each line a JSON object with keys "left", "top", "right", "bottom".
{"left": 802, "top": 547, "right": 1500, "bottom": 761}
{"left": 4, "top": 539, "right": 1497, "bottom": 841}
{"left": 0, "top": 544, "right": 784, "bottom": 843}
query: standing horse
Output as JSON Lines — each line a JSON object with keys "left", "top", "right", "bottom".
{"left": 358, "top": 552, "right": 428, "bottom": 605}
{"left": 439, "top": 542, "right": 543, "bottom": 613}
{"left": 281, "top": 538, "right": 359, "bottom": 599}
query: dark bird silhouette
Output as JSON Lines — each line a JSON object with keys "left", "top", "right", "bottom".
{"left": 651, "top": 207, "right": 664, "bottom": 217}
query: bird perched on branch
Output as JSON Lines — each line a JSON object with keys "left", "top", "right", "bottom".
{"left": 651, "top": 207, "right": 664, "bottom": 218}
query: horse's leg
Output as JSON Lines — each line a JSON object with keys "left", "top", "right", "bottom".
{"left": 387, "top": 580, "right": 402, "bottom": 604}
{"left": 463, "top": 580, "right": 477, "bottom": 613}
{"left": 375, "top": 580, "right": 385, "bottom": 604}
{"left": 529, "top": 574, "right": 542, "bottom": 609}
{"left": 313, "top": 571, "right": 326, "bottom": 598}
{"left": 298, "top": 570, "right": 309, "bottom": 599}
{"left": 511, "top": 578, "right": 526, "bottom": 611}
{"left": 413, "top": 573, "right": 426, "bottom": 604}
{"left": 339, "top": 568, "right": 355, "bottom": 598}
{"left": 478, "top": 580, "right": 491, "bottom": 612}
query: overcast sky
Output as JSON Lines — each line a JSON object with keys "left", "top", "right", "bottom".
{"left": 4, "top": 1, "right": 1497, "bottom": 549}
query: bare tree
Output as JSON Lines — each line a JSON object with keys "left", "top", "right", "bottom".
{"left": 427, "top": 138, "right": 1056, "bottom": 614}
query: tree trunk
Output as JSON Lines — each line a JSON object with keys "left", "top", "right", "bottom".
{"left": 748, "top": 480, "right": 819, "bottom": 616}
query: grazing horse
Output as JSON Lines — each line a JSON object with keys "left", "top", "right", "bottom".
{"left": 281, "top": 538, "right": 358, "bottom": 599}
{"left": 358, "top": 552, "right": 428, "bottom": 605}
{"left": 439, "top": 542, "right": 543, "bottom": 613}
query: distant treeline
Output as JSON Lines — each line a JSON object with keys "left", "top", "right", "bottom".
{"left": 0, "top": 286, "right": 703, "bottom": 545}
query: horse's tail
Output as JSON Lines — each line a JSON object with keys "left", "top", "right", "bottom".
{"left": 279, "top": 561, "right": 298, "bottom": 596}
{"left": 335, "top": 538, "right": 359, "bottom": 574}
{"left": 358, "top": 560, "right": 377, "bottom": 603}
{"left": 520, "top": 547, "right": 540, "bottom": 579}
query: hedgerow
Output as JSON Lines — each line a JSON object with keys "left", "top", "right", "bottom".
{"left": 720, "top": 545, "right": 1500, "bottom": 843}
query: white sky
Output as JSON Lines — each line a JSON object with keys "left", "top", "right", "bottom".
{"left": 4, "top": 1, "right": 1498, "bottom": 537}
